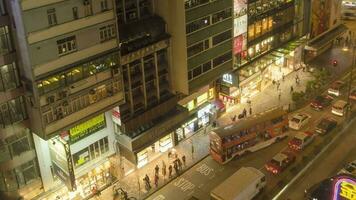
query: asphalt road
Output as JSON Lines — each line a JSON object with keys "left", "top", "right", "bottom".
{"left": 147, "top": 92, "right": 351, "bottom": 200}
{"left": 276, "top": 118, "right": 356, "bottom": 200}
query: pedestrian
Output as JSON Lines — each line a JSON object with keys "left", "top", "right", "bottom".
{"left": 177, "top": 158, "right": 182, "bottom": 171}
{"left": 162, "top": 161, "right": 167, "bottom": 177}
{"left": 231, "top": 115, "right": 236, "bottom": 122}
{"left": 282, "top": 73, "right": 285, "bottom": 81}
{"left": 173, "top": 161, "right": 179, "bottom": 175}
{"left": 154, "top": 174, "right": 159, "bottom": 188}
{"left": 191, "top": 144, "right": 195, "bottom": 159}
{"left": 168, "top": 150, "right": 172, "bottom": 159}
{"left": 144, "top": 174, "right": 151, "bottom": 191}
{"left": 155, "top": 164, "right": 160, "bottom": 176}
{"left": 249, "top": 107, "right": 252, "bottom": 115}
{"left": 243, "top": 108, "right": 247, "bottom": 117}
{"left": 290, "top": 86, "right": 294, "bottom": 93}
{"left": 168, "top": 165, "right": 173, "bottom": 178}
{"left": 272, "top": 80, "right": 276, "bottom": 85}
{"left": 278, "top": 92, "right": 281, "bottom": 101}
{"left": 182, "top": 155, "right": 186, "bottom": 167}
{"left": 277, "top": 81, "right": 280, "bottom": 90}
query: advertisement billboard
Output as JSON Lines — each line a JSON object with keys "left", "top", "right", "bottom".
{"left": 234, "top": 0, "right": 247, "bottom": 18}
{"left": 69, "top": 114, "right": 106, "bottom": 143}
{"left": 311, "top": 0, "right": 332, "bottom": 39}
{"left": 233, "top": 33, "right": 247, "bottom": 55}
{"left": 234, "top": 15, "right": 247, "bottom": 37}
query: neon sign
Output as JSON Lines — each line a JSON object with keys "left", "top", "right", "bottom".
{"left": 332, "top": 177, "right": 356, "bottom": 200}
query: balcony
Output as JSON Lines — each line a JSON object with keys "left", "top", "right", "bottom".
{"left": 27, "top": 10, "right": 115, "bottom": 44}
{"left": 43, "top": 90, "right": 124, "bottom": 137}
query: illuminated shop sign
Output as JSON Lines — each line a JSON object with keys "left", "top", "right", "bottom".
{"left": 332, "top": 176, "right": 356, "bottom": 200}
{"left": 112, "top": 106, "right": 121, "bottom": 125}
{"left": 234, "top": 15, "right": 247, "bottom": 37}
{"left": 69, "top": 114, "right": 106, "bottom": 143}
{"left": 233, "top": 33, "right": 247, "bottom": 55}
{"left": 234, "top": 0, "right": 247, "bottom": 18}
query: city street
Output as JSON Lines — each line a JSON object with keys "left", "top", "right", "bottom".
{"left": 275, "top": 118, "right": 356, "bottom": 200}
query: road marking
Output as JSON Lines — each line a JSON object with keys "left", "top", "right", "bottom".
{"left": 151, "top": 194, "right": 166, "bottom": 200}
{"left": 196, "top": 163, "right": 215, "bottom": 176}
{"left": 173, "top": 177, "right": 195, "bottom": 192}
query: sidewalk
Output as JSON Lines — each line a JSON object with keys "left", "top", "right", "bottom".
{"left": 91, "top": 45, "right": 353, "bottom": 200}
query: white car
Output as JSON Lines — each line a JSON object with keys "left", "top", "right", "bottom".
{"left": 338, "top": 160, "right": 356, "bottom": 176}
{"left": 289, "top": 113, "right": 311, "bottom": 130}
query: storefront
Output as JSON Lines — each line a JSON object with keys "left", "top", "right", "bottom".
{"left": 218, "top": 73, "right": 240, "bottom": 107}
{"left": 136, "top": 133, "right": 174, "bottom": 168}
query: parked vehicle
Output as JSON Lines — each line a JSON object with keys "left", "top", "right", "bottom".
{"left": 210, "top": 167, "right": 266, "bottom": 200}
{"left": 338, "top": 160, "right": 356, "bottom": 176}
{"left": 289, "top": 113, "right": 311, "bottom": 130}
{"left": 315, "top": 118, "right": 337, "bottom": 135}
{"left": 310, "top": 95, "right": 333, "bottom": 111}
{"left": 332, "top": 100, "right": 349, "bottom": 116}
{"left": 265, "top": 152, "right": 296, "bottom": 174}
{"left": 328, "top": 81, "right": 345, "bottom": 96}
{"left": 288, "top": 132, "right": 314, "bottom": 151}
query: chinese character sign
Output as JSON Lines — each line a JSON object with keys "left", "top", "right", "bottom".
{"left": 234, "top": 15, "right": 247, "bottom": 37}
{"left": 332, "top": 177, "right": 356, "bottom": 200}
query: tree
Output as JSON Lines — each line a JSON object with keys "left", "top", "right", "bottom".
{"left": 291, "top": 91, "right": 305, "bottom": 107}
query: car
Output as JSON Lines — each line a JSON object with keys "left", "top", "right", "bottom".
{"left": 265, "top": 151, "right": 296, "bottom": 174}
{"left": 327, "top": 81, "right": 345, "bottom": 96}
{"left": 289, "top": 113, "right": 311, "bottom": 130}
{"left": 315, "top": 117, "right": 337, "bottom": 135}
{"left": 331, "top": 100, "right": 349, "bottom": 116}
{"left": 349, "top": 89, "right": 356, "bottom": 101}
{"left": 310, "top": 95, "right": 333, "bottom": 110}
{"left": 338, "top": 160, "right": 356, "bottom": 176}
{"left": 288, "top": 132, "right": 314, "bottom": 151}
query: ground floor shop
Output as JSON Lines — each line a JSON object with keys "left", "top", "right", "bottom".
{"left": 221, "top": 38, "right": 306, "bottom": 104}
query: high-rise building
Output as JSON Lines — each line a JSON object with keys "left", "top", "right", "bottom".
{"left": 217, "top": 0, "right": 311, "bottom": 106}
{"left": 3, "top": 0, "right": 125, "bottom": 198}
{"left": 113, "top": 0, "right": 189, "bottom": 170}
{"left": 0, "top": 1, "right": 41, "bottom": 199}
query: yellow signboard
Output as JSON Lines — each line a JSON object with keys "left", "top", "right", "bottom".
{"left": 70, "top": 114, "right": 106, "bottom": 143}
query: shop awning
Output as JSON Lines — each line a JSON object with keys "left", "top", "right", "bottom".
{"left": 305, "top": 24, "right": 348, "bottom": 51}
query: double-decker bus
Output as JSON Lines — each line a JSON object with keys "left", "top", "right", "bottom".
{"left": 210, "top": 108, "right": 289, "bottom": 164}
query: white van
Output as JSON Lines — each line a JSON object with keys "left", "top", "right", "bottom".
{"left": 332, "top": 100, "right": 349, "bottom": 116}
{"left": 210, "top": 167, "right": 266, "bottom": 200}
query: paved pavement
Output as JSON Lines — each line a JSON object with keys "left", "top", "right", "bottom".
{"left": 84, "top": 43, "right": 353, "bottom": 200}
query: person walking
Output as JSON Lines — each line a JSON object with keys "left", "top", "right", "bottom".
{"left": 182, "top": 155, "right": 186, "bottom": 167}
{"left": 154, "top": 174, "right": 159, "bottom": 188}
{"left": 243, "top": 108, "right": 247, "bottom": 117}
{"left": 249, "top": 107, "right": 252, "bottom": 116}
{"left": 177, "top": 158, "right": 183, "bottom": 171}
{"left": 168, "top": 165, "right": 173, "bottom": 178}
{"left": 173, "top": 161, "right": 179, "bottom": 175}
{"left": 155, "top": 164, "right": 160, "bottom": 176}
{"left": 144, "top": 174, "right": 151, "bottom": 191}
{"left": 290, "top": 86, "right": 294, "bottom": 93}
{"left": 162, "top": 161, "right": 167, "bottom": 177}
{"left": 278, "top": 92, "right": 281, "bottom": 101}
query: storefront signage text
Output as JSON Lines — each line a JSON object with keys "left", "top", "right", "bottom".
{"left": 70, "top": 114, "right": 106, "bottom": 143}
{"left": 332, "top": 177, "right": 356, "bottom": 200}
{"left": 234, "top": 15, "right": 247, "bottom": 37}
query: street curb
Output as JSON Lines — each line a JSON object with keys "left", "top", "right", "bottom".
{"left": 272, "top": 117, "right": 356, "bottom": 200}
{"left": 142, "top": 154, "right": 210, "bottom": 200}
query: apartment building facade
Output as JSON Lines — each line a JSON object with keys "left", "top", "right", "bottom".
{"left": 0, "top": 0, "right": 41, "bottom": 199}
{"left": 218, "top": 0, "right": 311, "bottom": 105}
{"left": 3, "top": 0, "right": 125, "bottom": 198}
{"left": 112, "top": 0, "right": 189, "bottom": 170}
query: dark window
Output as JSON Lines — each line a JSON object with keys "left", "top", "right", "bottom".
{"left": 213, "top": 30, "right": 231, "bottom": 46}
{"left": 47, "top": 8, "right": 57, "bottom": 26}
{"left": 202, "top": 61, "right": 212, "bottom": 72}
{"left": 72, "top": 7, "right": 78, "bottom": 19}
{"left": 212, "top": 8, "right": 232, "bottom": 24}
{"left": 187, "top": 42, "right": 204, "bottom": 57}
{"left": 186, "top": 16, "right": 210, "bottom": 34}
{"left": 213, "top": 51, "right": 232, "bottom": 68}
{"left": 192, "top": 66, "right": 202, "bottom": 78}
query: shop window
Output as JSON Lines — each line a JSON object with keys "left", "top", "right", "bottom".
{"left": 212, "top": 30, "right": 232, "bottom": 46}
{"left": 262, "top": 18, "right": 268, "bottom": 34}
{"left": 192, "top": 66, "right": 202, "bottom": 78}
{"left": 255, "top": 20, "right": 262, "bottom": 37}
{"left": 248, "top": 24, "right": 255, "bottom": 40}
{"left": 73, "top": 148, "right": 90, "bottom": 168}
